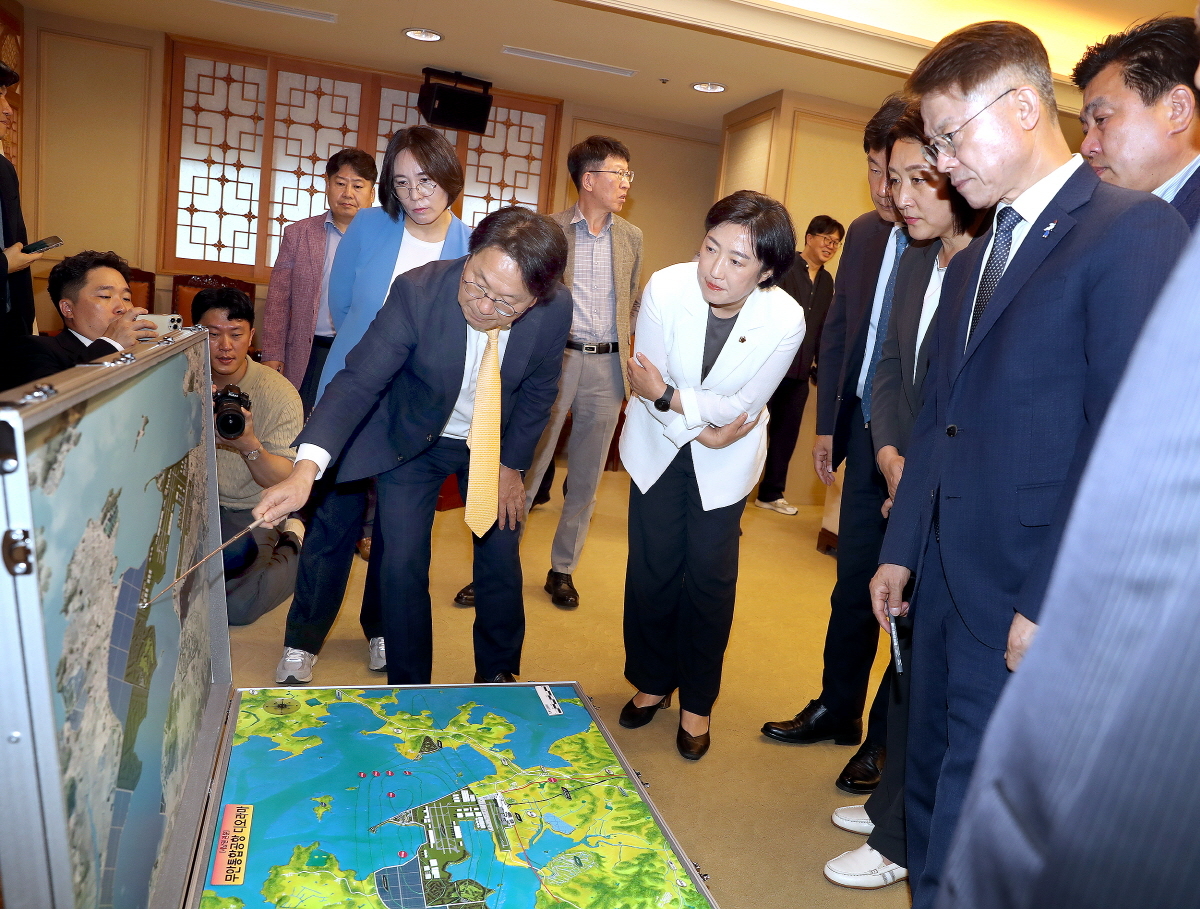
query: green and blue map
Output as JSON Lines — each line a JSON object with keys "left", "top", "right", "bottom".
{"left": 200, "top": 684, "right": 717, "bottom": 909}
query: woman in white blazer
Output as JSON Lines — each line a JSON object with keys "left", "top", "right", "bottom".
{"left": 618, "top": 191, "right": 805, "bottom": 760}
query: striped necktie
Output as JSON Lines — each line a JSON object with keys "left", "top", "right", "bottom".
{"left": 465, "top": 328, "right": 502, "bottom": 537}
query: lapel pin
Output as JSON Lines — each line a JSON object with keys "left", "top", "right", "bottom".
{"left": 738, "top": 336, "right": 746, "bottom": 343}
{"left": 1041, "top": 220, "right": 1058, "bottom": 238}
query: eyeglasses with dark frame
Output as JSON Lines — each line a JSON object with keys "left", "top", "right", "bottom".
{"left": 923, "top": 87, "right": 1016, "bottom": 162}
{"left": 586, "top": 169, "right": 635, "bottom": 184}
{"left": 461, "top": 277, "right": 529, "bottom": 319}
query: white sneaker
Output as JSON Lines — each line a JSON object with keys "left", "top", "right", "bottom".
{"left": 368, "top": 637, "right": 387, "bottom": 672}
{"left": 832, "top": 804, "right": 874, "bottom": 835}
{"left": 276, "top": 647, "right": 316, "bottom": 684}
{"left": 754, "top": 497, "right": 799, "bottom": 515}
{"left": 824, "top": 843, "right": 907, "bottom": 889}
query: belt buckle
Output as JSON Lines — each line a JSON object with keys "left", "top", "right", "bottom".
{"left": 582, "top": 343, "right": 598, "bottom": 353}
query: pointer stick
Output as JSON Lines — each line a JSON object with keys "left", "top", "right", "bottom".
{"left": 144, "top": 518, "right": 265, "bottom": 607}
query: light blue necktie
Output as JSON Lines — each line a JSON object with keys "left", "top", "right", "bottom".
{"left": 861, "top": 229, "right": 909, "bottom": 423}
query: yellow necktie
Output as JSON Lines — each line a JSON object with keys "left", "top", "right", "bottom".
{"left": 465, "top": 328, "right": 502, "bottom": 537}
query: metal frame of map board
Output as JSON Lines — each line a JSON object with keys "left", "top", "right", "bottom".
{"left": 0, "top": 330, "right": 234, "bottom": 909}
{"left": 188, "top": 682, "right": 722, "bottom": 909}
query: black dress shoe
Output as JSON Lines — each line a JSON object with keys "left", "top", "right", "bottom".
{"left": 676, "top": 724, "right": 710, "bottom": 761}
{"left": 474, "top": 671, "right": 517, "bottom": 683}
{"left": 454, "top": 583, "right": 475, "bottom": 607}
{"left": 760, "top": 699, "right": 862, "bottom": 745}
{"left": 544, "top": 570, "right": 579, "bottom": 608}
{"left": 619, "top": 694, "right": 672, "bottom": 729}
{"left": 836, "top": 741, "right": 886, "bottom": 794}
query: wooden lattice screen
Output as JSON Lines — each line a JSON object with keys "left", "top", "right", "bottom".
{"left": 162, "top": 38, "right": 561, "bottom": 284}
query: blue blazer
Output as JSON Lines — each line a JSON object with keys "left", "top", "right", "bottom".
{"left": 1171, "top": 163, "right": 1200, "bottom": 230}
{"left": 298, "top": 257, "right": 572, "bottom": 484}
{"left": 879, "top": 163, "right": 1189, "bottom": 648}
{"left": 316, "top": 206, "right": 471, "bottom": 399}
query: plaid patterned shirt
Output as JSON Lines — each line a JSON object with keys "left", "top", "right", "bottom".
{"left": 568, "top": 206, "right": 619, "bottom": 344}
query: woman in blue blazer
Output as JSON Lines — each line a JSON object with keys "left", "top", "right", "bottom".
{"left": 276, "top": 126, "right": 471, "bottom": 685}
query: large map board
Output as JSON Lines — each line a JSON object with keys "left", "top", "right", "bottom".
{"left": 199, "top": 684, "right": 719, "bottom": 909}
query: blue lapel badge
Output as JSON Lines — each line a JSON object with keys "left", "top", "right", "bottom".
{"left": 1041, "top": 220, "right": 1058, "bottom": 238}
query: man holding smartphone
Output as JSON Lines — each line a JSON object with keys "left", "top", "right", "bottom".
{"left": 0, "top": 63, "right": 42, "bottom": 345}
{"left": 4, "top": 249, "right": 157, "bottom": 388}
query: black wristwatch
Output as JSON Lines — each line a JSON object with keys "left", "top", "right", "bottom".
{"left": 654, "top": 384, "right": 674, "bottom": 412}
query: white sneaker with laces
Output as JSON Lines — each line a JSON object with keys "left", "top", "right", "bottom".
{"left": 368, "top": 637, "right": 387, "bottom": 672}
{"left": 832, "top": 804, "right": 874, "bottom": 835}
{"left": 824, "top": 843, "right": 907, "bottom": 889}
{"left": 276, "top": 647, "right": 316, "bottom": 684}
{"left": 754, "top": 497, "right": 799, "bottom": 515}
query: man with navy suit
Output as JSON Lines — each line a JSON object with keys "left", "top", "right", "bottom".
{"left": 868, "top": 22, "right": 1189, "bottom": 908}
{"left": 254, "top": 207, "right": 571, "bottom": 686}
{"left": 1073, "top": 16, "right": 1200, "bottom": 229}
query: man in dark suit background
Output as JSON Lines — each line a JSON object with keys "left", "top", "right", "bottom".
{"left": 6, "top": 249, "right": 156, "bottom": 389}
{"left": 0, "top": 63, "right": 40, "bottom": 343}
{"left": 254, "top": 206, "right": 570, "bottom": 687}
{"left": 760, "top": 95, "right": 909, "bottom": 796}
{"left": 869, "top": 22, "right": 1189, "bottom": 908}
{"left": 1073, "top": 17, "right": 1200, "bottom": 229}
{"left": 754, "top": 214, "right": 843, "bottom": 516}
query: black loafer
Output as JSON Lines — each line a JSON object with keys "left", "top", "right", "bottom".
{"left": 474, "top": 671, "right": 517, "bottom": 683}
{"left": 545, "top": 570, "right": 580, "bottom": 608}
{"left": 454, "top": 583, "right": 475, "bottom": 607}
{"left": 676, "top": 724, "right": 710, "bottom": 761}
{"left": 619, "top": 694, "right": 672, "bottom": 729}
{"left": 836, "top": 741, "right": 886, "bottom": 794}
{"left": 760, "top": 699, "right": 862, "bottom": 745}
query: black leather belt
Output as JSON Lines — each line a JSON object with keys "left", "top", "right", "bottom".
{"left": 566, "top": 340, "right": 619, "bottom": 354}
{"left": 312, "top": 335, "right": 335, "bottom": 349}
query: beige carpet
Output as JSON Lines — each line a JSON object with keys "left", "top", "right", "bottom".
{"left": 229, "top": 465, "right": 908, "bottom": 909}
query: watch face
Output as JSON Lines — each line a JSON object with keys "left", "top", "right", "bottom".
{"left": 655, "top": 398, "right": 670, "bottom": 412}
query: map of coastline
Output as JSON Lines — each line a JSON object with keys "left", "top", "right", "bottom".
{"left": 202, "top": 685, "right": 715, "bottom": 909}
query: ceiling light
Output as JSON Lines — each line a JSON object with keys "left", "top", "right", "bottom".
{"left": 208, "top": 0, "right": 336, "bottom": 22}
{"left": 503, "top": 46, "right": 635, "bottom": 77}
{"left": 692, "top": 82, "right": 726, "bottom": 93}
{"left": 405, "top": 28, "right": 442, "bottom": 42}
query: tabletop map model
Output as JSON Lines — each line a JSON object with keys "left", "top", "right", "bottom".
{"left": 200, "top": 684, "right": 717, "bottom": 909}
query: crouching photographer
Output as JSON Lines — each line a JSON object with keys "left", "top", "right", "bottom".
{"left": 194, "top": 287, "right": 305, "bottom": 625}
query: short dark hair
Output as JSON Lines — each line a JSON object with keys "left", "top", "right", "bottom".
{"left": 805, "top": 215, "right": 845, "bottom": 240}
{"left": 325, "top": 147, "right": 378, "bottom": 183}
{"left": 1072, "top": 17, "right": 1200, "bottom": 105}
{"left": 48, "top": 250, "right": 131, "bottom": 318}
{"left": 191, "top": 286, "right": 255, "bottom": 327}
{"left": 907, "top": 21, "right": 1057, "bottom": 119}
{"left": 704, "top": 190, "right": 796, "bottom": 288}
{"left": 0, "top": 63, "right": 18, "bottom": 89}
{"left": 864, "top": 94, "right": 911, "bottom": 153}
{"left": 378, "top": 126, "right": 464, "bottom": 220}
{"left": 886, "top": 104, "right": 979, "bottom": 234}
{"left": 567, "top": 135, "right": 632, "bottom": 190}
{"left": 467, "top": 206, "right": 569, "bottom": 302}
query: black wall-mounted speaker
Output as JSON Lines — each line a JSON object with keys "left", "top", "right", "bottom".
{"left": 417, "top": 83, "right": 493, "bottom": 134}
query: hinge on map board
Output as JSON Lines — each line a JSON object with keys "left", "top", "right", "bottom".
{"left": 0, "top": 421, "right": 17, "bottom": 473}
{"left": 1, "top": 383, "right": 57, "bottom": 409}
{"left": 3, "top": 529, "right": 33, "bottom": 576}
{"left": 79, "top": 351, "right": 137, "bottom": 368}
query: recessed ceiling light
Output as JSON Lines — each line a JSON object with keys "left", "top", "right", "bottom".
{"left": 405, "top": 28, "right": 442, "bottom": 42}
{"left": 692, "top": 82, "right": 726, "bottom": 93}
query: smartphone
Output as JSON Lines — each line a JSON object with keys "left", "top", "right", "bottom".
{"left": 23, "top": 236, "right": 63, "bottom": 254}
{"left": 140, "top": 313, "right": 183, "bottom": 337}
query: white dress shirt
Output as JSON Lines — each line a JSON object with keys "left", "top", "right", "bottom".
{"left": 1154, "top": 152, "right": 1200, "bottom": 203}
{"left": 856, "top": 224, "right": 905, "bottom": 398}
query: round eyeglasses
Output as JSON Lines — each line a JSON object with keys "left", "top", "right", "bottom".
{"left": 461, "top": 278, "right": 524, "bottom": 318}
{"left": 392, "top": 176, "right": 438, "bottom": 197}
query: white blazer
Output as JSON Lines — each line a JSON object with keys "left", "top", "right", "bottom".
{"left": 620, "top": 261, "right": 805, "bottom": 510}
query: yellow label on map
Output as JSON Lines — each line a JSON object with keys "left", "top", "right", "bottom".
{"left": 211, "top": 804, "right": 254, "bottom": 885}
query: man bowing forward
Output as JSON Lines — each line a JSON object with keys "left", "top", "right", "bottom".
{"left": 256, "top": 206, "right": 571, "bottom": 686}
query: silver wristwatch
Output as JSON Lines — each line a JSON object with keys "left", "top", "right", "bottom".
{"left": 243, "top": 448, "right": 261, "bottom": 461}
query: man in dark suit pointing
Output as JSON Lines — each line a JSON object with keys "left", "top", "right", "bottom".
{"left": 255, "top": 206, "right": 570, "bottom": 687}
{"left": 869, "top": 21, "right": 1189, "bottom": 908}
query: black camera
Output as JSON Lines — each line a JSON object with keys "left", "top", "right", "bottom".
{"left": 213, "top": 385, "right": 251, "bottom": 440}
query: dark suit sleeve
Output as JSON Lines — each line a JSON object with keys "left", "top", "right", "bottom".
{"left": 808, "top": 271, "right": 833, "bottom": 382}
{"left": 1015, "top": 198, "right": 1190, "bottom": 623}
{"left": 500, "top": 284, "right": 572, "bottom": 472}
{"left": 870, "top": 292, "right": 905, "bottom": 456}
{"left": 7, "top": 334, "right": 115, "bottom": 388}
{"left": 816, "top": 256, "right": 849, "bottom": 436}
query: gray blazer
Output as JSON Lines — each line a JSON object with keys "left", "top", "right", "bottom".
{"left": 870, "top": 239, "right": 942, "bottom": 457}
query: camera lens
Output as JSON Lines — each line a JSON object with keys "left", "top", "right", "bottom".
{"left": 215, "top": 406, "right": 245, "bottom": 440}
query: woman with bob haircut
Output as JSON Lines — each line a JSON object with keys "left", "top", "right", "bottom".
{"left": 274, "top": 126, "right": 471, "bottom": 686}
{"left": 617, "top": 190, "right": 805, "bottom": 760}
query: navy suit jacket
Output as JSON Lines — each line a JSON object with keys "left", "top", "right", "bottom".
{"left": 7, "top": 330, "right": 118, "bottom": 389}
{"left": 298, "top": 256, "right": 572, "bottom": 484}
{"left": 815, "top": 210, "right": 894, "bottom": 467}
{"left": 879, "top": 163, "right": 1189, "bottom": 648}
{"left": 1170, "top": 162, "right": 1200, "bottom": 230}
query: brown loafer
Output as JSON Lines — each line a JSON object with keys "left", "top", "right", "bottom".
{"left": 677, "top": 724, "right": 711, "bottom": 761}
{"left": 619, "top": 693, "right": 672, "bottom": 729}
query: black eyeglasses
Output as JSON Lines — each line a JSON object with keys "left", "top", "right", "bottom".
{"left": 923, "top": 88, "right": 1016, "bottom": 162}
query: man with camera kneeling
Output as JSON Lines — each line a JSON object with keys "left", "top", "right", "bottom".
{"left": 195, "top": 287, "right": 305, "bottom": 625}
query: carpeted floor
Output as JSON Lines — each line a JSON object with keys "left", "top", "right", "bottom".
{"left": 229, "top": 464, "right": 908, "bottom": 909}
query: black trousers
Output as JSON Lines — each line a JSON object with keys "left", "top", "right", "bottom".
{"left": 297, "top": 335, "right": 333, "bottom": 418}
{"left": 866, "top": 611, "right": 912, "bottom": 867}
{"left": 758, "top": 376, "right": 811, "bottom": 503}
{"left": 284, "top": 473, "right": 384, "bottom": 655}
{"left": 373, "top": 437, "right": 525, "bottom": 685}
{"left": 819, "top": 403, "right": 891, "bottom": 743}
{"left": 623, "top": 445, "right": 747, "bottom": 717}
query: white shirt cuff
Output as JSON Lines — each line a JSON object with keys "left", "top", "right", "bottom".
{"left": 295, "top": 443, "right": 332, "bottom": 480}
